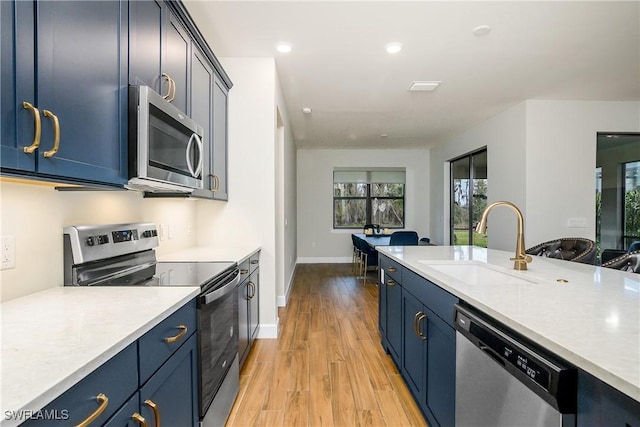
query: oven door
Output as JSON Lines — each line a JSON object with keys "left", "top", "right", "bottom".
{"left": 198, "top": 268, "right": 240, "bottom": 419}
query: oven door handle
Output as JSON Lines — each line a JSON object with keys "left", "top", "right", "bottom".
{"left": 201, "top": 269, "right": 241, "bottom": 305}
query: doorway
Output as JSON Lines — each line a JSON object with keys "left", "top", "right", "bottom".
{"left": 450, "top": 149, "right": 488, "bottom": 247}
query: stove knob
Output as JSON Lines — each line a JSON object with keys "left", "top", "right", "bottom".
{"left": 86, "top": 236, "right": 95, "bottom": 246}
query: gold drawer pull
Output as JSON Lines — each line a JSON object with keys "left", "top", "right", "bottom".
{"left": 240, "top": 269, "right": 249, "bottom": 275}
{"left": 145, "top": 399, "right": 160, "bottom": 427}
{"left": 248, "top": 281, "right": 256, "bottom": 299}
{"left": 387, "top": 280, "right": 396, "bottom": 287}
{"left": 164, "top": 324, "right": 187, "bottom": 343}
{"left": 387, "top": 266, "right": 396, "bottom": 273}
{"left": 22, "top": 102, "right": 41, "bottom": 153}
{"left": 250, "top": 260, "right": 259, "bottom": 265}
{"left": 132, "top": 413, "right": 148, "bottom": 427}
{"left": 417, "top": 313, "right": 427, "bottom": 340}
{"left": 75, "top": 393, "right": 108, "bottom": 427}
{"left": 42, "top": 110, "right": 60, "bottom": 158}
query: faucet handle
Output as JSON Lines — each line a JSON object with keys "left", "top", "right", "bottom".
{"left": 510, "top": 255, "right": 533, "bottom": 263}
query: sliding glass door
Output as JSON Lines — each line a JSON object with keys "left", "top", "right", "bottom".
{"left": 451, "top": 149, "right": 488, "bottom": 247}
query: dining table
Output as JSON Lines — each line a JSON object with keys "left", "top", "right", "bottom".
{"left": 353, "top": 233, "right": 392, "bottom": 248}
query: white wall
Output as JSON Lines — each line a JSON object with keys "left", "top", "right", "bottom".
{"left": 525, "top": 100, "right": 640, "bottom": 243}
{"left": 195, "top": 58, "right": 294, "bottom": 336}
{"left": 429, "top": 102, "right": 527, "bottom": 250}
{"left": 275, "top": 78, "right": 297, "bottom": 307}
{"left": 297, "top": 149, "right": 430, "bottom": 262}
{"left": 0, "top": 180, "right": 197, "bottom": 302}
{"left": 429, "top": 100, "right": 640, "bottom": 252}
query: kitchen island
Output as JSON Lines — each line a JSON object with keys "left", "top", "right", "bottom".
{"left": 377, "top": 245, "right": 639, "bottom": 425}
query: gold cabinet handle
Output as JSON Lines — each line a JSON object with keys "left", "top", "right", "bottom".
{"left": 245, "top": 282, "right": 252, "bottom": 300}
{"left": 212, "top": 174, "right": 220, "bottom": 191}
{"left": 161, "top": 73, "right": 172, "bottom": 99}
{"left": 386, "top": 279, "right": 396, "bottom": 287}
{"left": 132, "top": 413, "right": 148, "bottom": 427}
{"left": 144, "top": 399, "right": 160, "bottom": 427}
{"left": 165, "top": 75, "right": 176, "bottom": 103}
{"left": 240, "top": 269, "right": 249, "bottom": 275}
{"left": 413, "top": 312, "right": 420, "bottom": 337}
{"left": 417, "top": 313, "right": 427, "bottom": 340}
{"left": 75, "top": 393, "right": 108, "bottom": 427}
{"left": 22, "top": 102, "right": 41, "bottom": 153}
{"left": 42, "top": 110, "right": 60, "bottom": 158}
{"left": 164, "top": 324, "right": 187, "bottom": 343}
{"left": 250, "top": 260, "right": 259, "bottom": 265}
{"left": 249, "top": 281, "right": 256, "bottom": 299}
{"left": 387, "top": 267, "right": 397, "bottom": 273}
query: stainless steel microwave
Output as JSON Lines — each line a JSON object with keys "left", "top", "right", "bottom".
{"left": 127, "top": 86, "right": 204, "bottom": 193}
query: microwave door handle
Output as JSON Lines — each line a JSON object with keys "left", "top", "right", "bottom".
{"left": 193, "top": 134, "right": 203, "bottom": 177}
{"left": 185, "top": 133, "right": 197, "bottom": 177}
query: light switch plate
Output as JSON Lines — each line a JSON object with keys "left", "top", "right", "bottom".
{"left": 2, "top": 235, "right": 16, "bottom": 270}
{"left": 567, "top": 217, "right": 588, "bottom": 228}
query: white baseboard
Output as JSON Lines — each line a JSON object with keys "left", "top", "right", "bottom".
{"left": 257, "top": 320, "right": 278, "bottom": 339}
{"left": 296, "top": 256, "right": 351, "bottom": 264}
{"left": 278, "top": 264, "right": 297, "bottom": 307}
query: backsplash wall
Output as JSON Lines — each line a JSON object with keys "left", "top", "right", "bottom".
{"left": 0, "top": 180, "right": 198, "bottom": 302}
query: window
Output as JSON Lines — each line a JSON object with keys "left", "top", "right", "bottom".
{"left": 596, "top": 133, "right": 640, "bottom": 256}
{"left": 450, "top": 149, "right": 487, "bottom": 247}
{"left": 333, "top": 169, "right": 405, "bottom": 229}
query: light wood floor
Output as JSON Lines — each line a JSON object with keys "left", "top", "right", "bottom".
{"left": 225, "top": 264, "right": 427, "bottom": 426}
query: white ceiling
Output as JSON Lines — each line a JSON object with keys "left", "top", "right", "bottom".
{"left": 184, "top": 1, "right": 640, "bottom": 149}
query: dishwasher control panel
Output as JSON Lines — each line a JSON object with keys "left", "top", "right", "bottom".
{"left": 454, "top": 304, "right": 577, "bottom": 414}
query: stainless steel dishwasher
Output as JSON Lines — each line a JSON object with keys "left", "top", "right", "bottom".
{"left": 454, "top": 304, "right": 577, "bottom": 427}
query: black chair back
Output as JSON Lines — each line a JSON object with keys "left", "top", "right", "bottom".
{"left": 525, "top": 238, "right": 596, "bottom": 265}
{"left": 602, "top": 250, "right": 640, "bottom": 273}
{"left": 389, "top": 231, "right": 419, "bottom": 246}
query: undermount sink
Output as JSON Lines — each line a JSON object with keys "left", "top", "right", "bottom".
{"left": 418, "top": 260, "right": 539, "bottom": 286}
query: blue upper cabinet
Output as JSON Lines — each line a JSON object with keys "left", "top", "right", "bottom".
{"left": 1, "top": 0, "right": 128, "bottom": 186}
{"left": 130, "top": 0, "right": 191, "bottom": 114}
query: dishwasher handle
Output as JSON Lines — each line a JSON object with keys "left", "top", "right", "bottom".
{"left": 201, "top": 268, "right": 240, "bottom": 305}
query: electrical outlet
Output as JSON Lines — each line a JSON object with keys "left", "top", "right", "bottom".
{"left": 159, "top": 224, "right": 167, "bottom": 241}
{"left": 168, "top": 223, "right": 174, "bottom": 239}
{"left": 567, "top": 218, "right": 588, "bottom": 228}
{"left": 187, "top": 224, "right": 193, "bottom": 235}
{"left": 2, "top": 235, "right": 16, "bottom": 270}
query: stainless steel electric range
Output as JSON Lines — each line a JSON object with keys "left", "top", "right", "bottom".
{"left": 63, "top": 222, "right": 239, "bottom": 427}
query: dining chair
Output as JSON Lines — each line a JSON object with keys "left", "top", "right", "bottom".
{"left": 355, "top": 237, "right": 378, "bottom": 284}
{"left": 389, "top": 231, "right": 419, "bottom": 246}
{"left": 351, "top": 234, "right": 362, "bottom": 274}
{"left": 601, "top": 250, "right": 640, "bottom": 273}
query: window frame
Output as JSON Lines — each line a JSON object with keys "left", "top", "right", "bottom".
{"left": 332, "top": 171, "right": 406, "bottom": 229}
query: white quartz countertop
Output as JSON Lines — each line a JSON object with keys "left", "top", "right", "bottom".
{"left": 157, "top": 245, "right": 261, "bottom": 263}
{"left": 0, "top": 286, "right": 200, "bottom": 427}
{"left": 377, "top": 245, "right": 640, "bottom": 403}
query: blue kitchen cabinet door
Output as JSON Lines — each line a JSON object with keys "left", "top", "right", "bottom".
{"left": 577, "top": 370, "right": 640, "bottom": 427}
{"left": 238, "top": 272, "right": 250, "bottom": 367}
{"left": 102, "top": 392, "right": 140, "bottom": 427}
{"left": 378, "top": 267, "right": 387, "bottom": 336}
{"left": 1, "top": 0, "right": 36, "bottom": 172}
{"left": 211, "top": 74, "right": 229, "bottom": 200}
{"left": 139, "top": 333, "right": 199, "bottom": 427}
{"left": 129, "top": 0, "right": 190, "bottom": 113}
{"left": 402, "top": 290, "right": 426, "bottom": 404}
{"left": 2, "top": 1, "right": 128, "bottom": 185}
{"left": 425, "top": 308, "right": 456, "bottom": 427}
{"left": 385, "top": 274, "right": 403, "bottom": 366}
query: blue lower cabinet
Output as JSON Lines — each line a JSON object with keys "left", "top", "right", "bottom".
{"left": 577, "top": 370, "right": 640, "bottom": 426}
{"left": 385, "top": 276, "right": 402, "bottom": 366}
{"left": 102, "top": 393, "right": 140, "bottom": 427}
{"left": 139, "top": 333, "right": 199, "bottom": 427}
{"left": 424, "top": 309, "right": 456, "bottom": 427}
{"left": 378, "top": 255, "right": 457, "bottom": 427}
{"left": 20, "top": 342, "right": 138, "bottom": 426}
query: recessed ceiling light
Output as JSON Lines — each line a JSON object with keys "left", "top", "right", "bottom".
{"left": 302, "top": 107, "right": 312, "bottom": 114}
{"left": 409, "top": 81, "right": 442, "bottom": 92}
{"left": 472, "top": 25, "right": 491, "bottom": 36}
{"left": 385, "top": 42, "right": 403, "bottom": 54}
{"left": 380, "top": 134, "right": 388, "bottom": 138}
{"left": 276, "top": 42, "right": 292, "bottom": 53}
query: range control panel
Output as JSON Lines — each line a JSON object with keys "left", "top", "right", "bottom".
{"left": 64, "top": 223, "right": 159, "bottom": 264}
